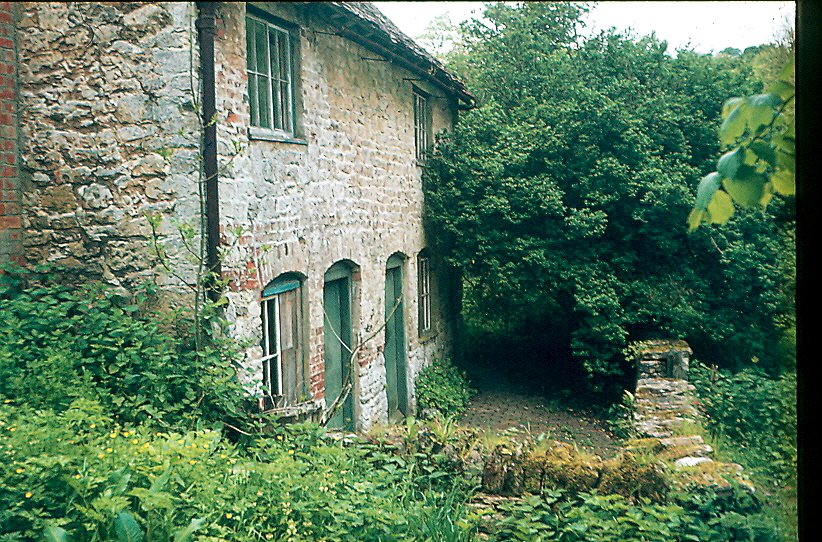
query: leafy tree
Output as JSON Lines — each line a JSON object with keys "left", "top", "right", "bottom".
{"left": 424, "top": 3, "right": 794, "bottom": 392}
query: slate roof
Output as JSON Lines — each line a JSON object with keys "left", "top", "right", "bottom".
{"left": 311, "top": 2, "right": 475, "bottom": 108}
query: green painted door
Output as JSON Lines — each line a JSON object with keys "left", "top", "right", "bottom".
{"left": 385, "top": 256, "right": 408, "bottom": 421}
{"left": 324, "top": 272, "right": 354, "bottom": 430}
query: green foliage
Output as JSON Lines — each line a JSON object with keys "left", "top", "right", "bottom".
{"left": 0, "top": 265, "right": 247, "bottom": 430}
{"left": 0, "top": 402, "right": 480, "bottom": 541}
{"left": 688, "top": 361, "right": 797, "bottom": 542}
{"left": 689, "top": 57, "right": 795, "bottom": 229}
{"left": 415, "top": 358, "right": 475, "bottom": 419}
{"left": 425, "top": 2, "right": 795, "bottom": 386}
{"left": 689, "top": 361, "right": 796, "bottom": 484}
{"left": 489, "top": 489, "right": 781, "bottom": 542}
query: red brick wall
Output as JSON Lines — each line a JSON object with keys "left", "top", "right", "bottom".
{"left": 0, "top": 1, "right": 19, "bottom": 265}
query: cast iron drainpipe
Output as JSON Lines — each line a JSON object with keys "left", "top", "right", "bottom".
{"left": 196, "top": 2, "right": 221, "bottom": 302}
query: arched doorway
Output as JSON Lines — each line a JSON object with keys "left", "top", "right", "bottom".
{"left": 385, "top": 253, "right": 408, "bottom": 421}
{"left": 323, "top": 261, "right": 356, "bottom": 430}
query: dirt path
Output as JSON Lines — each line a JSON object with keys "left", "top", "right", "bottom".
{"left": 459, "top": 383, "right": 622, "bottom": 459}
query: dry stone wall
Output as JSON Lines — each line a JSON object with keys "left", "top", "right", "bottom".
{"left": 213, "top": 3, "right": 456, "bottom": 431}
{"left": 17, "top": 2, "right": 202, "bottom": 289}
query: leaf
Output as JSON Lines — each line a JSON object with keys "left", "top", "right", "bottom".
{"left": 722, "top": 168, "right": 767, "bottom": 208}
{"left": 694, "top": 172, "right": 722, "bottom": 211}
{"left": 719, "top": 100, "right": 748, "bottom": 146}
{"left": 760, "top": 182, "right": 774, "bottom": 208}
{"left": 748, "top": 141, "right": 776, "bottom": 167}
{"left": 114, "top": 512, "right": 144, "bottom": 542}
{"left": 716, "top": 148, "right": 744, "bottom": 179}
{"left": 772, "top": 168, "right": 795, "bottom": 196}
{"left": 149, "top": 466, "right": 172, "bottom": 494}
{"left": 687, "top": 208, "right": 704, "bottom": 232}
{"left": 746, "top": 94, "right": 781, "bottom": 133}
{"left": 776, "top": 149, "right": 795, "bottom": 173}
{"left": 707, "top": 189, "right": 734, "bottom": 224}
{"left": 767, "top": 80, "right": 794, "bottom": 101}
{"left": 173, "top": 518, "right": 206, "bottom": 542}
{"left": 721, "top": 97, "right": 744, "bottom": 119}
{"left": 44, "top": 525, "right": 71, "bottom": 542}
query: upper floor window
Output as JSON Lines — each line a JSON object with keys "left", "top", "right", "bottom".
{"left": 413, "top": 88, "right": 430, "bottom": 162}
{"left": 246, "top": 11, "right": 295, "bottom": 135}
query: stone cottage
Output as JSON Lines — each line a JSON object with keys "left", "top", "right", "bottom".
{"left": 0, "top": 2, "right": 475, "bottom": 431}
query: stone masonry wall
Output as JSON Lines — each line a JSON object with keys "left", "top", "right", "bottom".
{"left": 0, "top": 2, "right": 20, "bottom": 265}
{"left": 17, "top": 2, "right": 201, "bottom": 289}
{"left": 15, "top": 2, "right": 458, "bottom": 432}
{"left": 214, "top": 3, "right": 457, "bottom": 431}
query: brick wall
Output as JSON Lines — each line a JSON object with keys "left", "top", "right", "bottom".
{"left": 0, "top": 1, "right": 20, "bottom": 265}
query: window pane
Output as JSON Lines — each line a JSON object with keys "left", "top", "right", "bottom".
{"left": 248, "top": 74, "right": 259, "bottom": 126}
{"left": 257, "top": 72, "right": 272, "bottom": 129}
{"left": 269, "top": 29, "right": 283, "bottom": 130}
{"left": 254, "top": 20, "right": 269, "bottom": 75}
{"left": 265, "top": 299, "right": 278, "bottom": 358}
{"left": 280, "top": 33, "right": 292, "bottom": 132}
{"left": 246, "top": 18, "right": 257, "bottom": 71}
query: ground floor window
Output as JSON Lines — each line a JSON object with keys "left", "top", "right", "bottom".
{"left": 261, "top": 275, "right": 305, "bottom": 407}
{"left": 417, "top": 253, "right": 432, "bottom": 335}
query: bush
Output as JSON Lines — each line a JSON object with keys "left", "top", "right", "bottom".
{"left": 0, "top": 401, "right": 479, "bottom": 541}
{"left": 0, "top": 265, "right": 247, "bottom": 429}
{"left": 490, "top": 489, "right": 781, "bottom": 542}
{"left": 689, "top": 361, "right": 796, "bottom": 484}
{"left": 415, "top": 358, "right": 475, "bottom": 419}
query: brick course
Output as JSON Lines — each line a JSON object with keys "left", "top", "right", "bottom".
{"left": 0, "top": 1, "right": 18, "bottom": 263}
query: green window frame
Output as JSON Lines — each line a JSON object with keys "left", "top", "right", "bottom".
{"left": 246, "top": 11, "right": 295, "bottom": 135}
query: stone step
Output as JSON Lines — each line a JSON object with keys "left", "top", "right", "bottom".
{"left": 659, "top": 435, "right": 704, "bottom": 448}
{"left": 675, "top": 456, "right": 713, "bottom": 467}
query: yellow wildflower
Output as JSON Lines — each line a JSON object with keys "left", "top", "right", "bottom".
{"left": 188, "top": 460, "right": 196, "bottom": 465}
{"left": 24, "top": 492, "right": 32, "bottom": 499}
{"left": 105, "top": 448, "right": 113, "bottom": 453}
{"left": 225, "top": 513, "right": 233, "bottom": 519}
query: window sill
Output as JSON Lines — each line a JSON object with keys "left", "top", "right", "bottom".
{"left": 248, "top": 126, "right": 308, "bottom": 146}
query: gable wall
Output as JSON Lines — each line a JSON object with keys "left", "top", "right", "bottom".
{"left": 15, "top": 2, "right": 202, "bottom": 289}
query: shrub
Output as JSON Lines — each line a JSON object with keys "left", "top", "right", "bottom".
{"left": 0, "top": 265, "right": 247, "bottom": 429}
{"left": 0, "top": 401, "right": 480, "bottom": 541}
{"left": 689, "top": 361, "right": 796, "bottom": 484}
{"left": 415, "top": 358, "right": 475, "bottom": 419}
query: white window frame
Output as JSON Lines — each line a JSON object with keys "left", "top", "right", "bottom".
{"left": 261, "top": 294, "right": 283, "bottom": 397}
{"left": 418, "top": 254, "right": 432, "bottom": 335}
{"left": 246, "top": 12, "right": 295, "bottom": 136}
